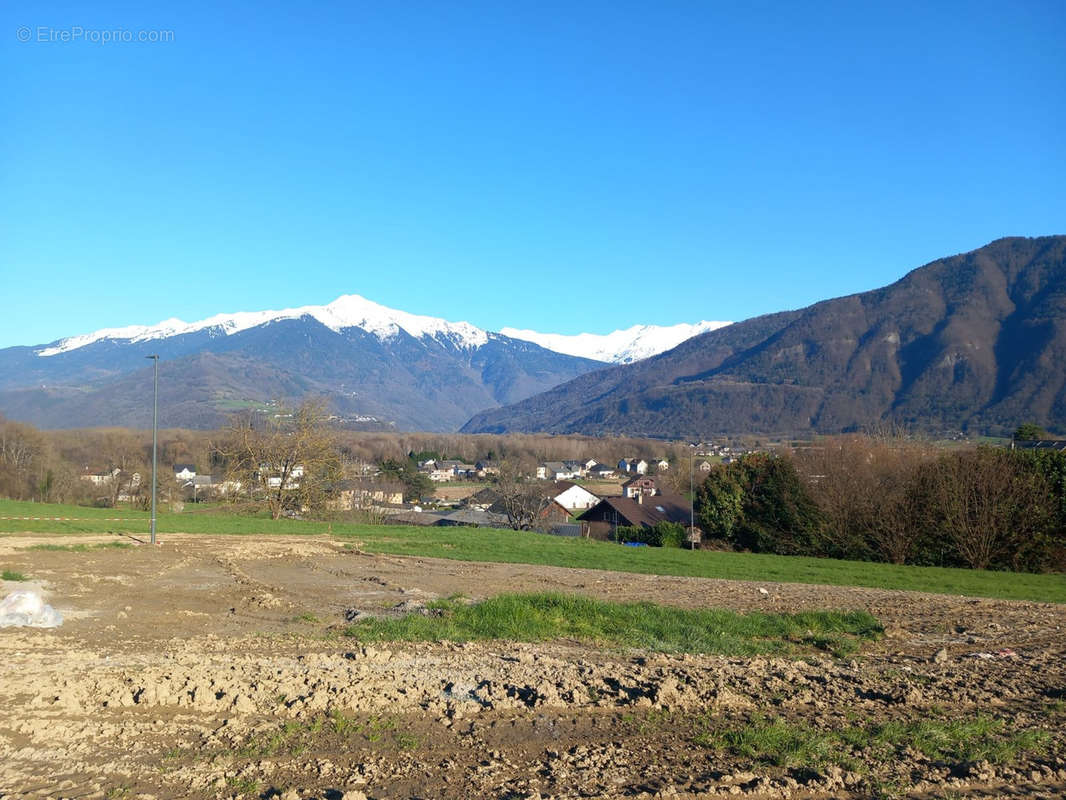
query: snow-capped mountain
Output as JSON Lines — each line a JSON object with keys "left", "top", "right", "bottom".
{"left": 1, "top": 294, "right": 728, "bottom": 431}
{"left": 501, "top": 321, "right": 731, "bottom": 364}
{"left": 34, "top": 293, "right": 728, "bottom": 364}
{"left": 36, "top": 294, "right": 489, "bottom": 357}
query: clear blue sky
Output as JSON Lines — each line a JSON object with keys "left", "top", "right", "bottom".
{"left": 2, "top": 0, "right": 1064, "bottom": 348}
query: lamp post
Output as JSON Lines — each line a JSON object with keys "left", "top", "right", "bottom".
{"left": 146, "top": 355, "right": 159, "bottom": 545}
{"left": 689, "top": 454, "right": 695, "bottom": 548}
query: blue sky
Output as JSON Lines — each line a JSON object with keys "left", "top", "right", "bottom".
{"left": 2, "top": 0, "right": 1064, "bottom": 348}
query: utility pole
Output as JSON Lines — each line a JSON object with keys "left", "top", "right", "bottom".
{"left": 146, "top": 355, "right": 159, "bottom": 545}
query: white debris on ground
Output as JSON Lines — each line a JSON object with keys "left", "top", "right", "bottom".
{"left": 0, "top": 589, "right": 63, "bottom": 628}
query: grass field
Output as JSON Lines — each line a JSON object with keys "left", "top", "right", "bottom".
{"left": 1, "top": 499, "right": 1063, "bottom": 603}
{"left": 344, "top": 592, "right": 883, "bottom": 657}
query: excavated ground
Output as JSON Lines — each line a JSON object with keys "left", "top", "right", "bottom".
{"left": 0, "top": 534, "right": 1063, "bottom": 800}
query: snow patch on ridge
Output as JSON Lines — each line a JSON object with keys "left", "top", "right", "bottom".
{"left": 501, "top": 321, "right": 732, "bottom": 364}
{"left": 36, "top": 295, "right": 488, "bottom": 356}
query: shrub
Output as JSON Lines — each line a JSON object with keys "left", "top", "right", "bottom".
{"left": 614, "top": 521, "right": 685, "bottom": 548}
{"left": 696, "top": 454, "right": 824, "bottom": 555}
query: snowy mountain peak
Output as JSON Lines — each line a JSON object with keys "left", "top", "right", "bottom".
{"left": 33, "top": 293, "right": 729, "bottom": 363}
{"left": 500, "top": 320, "right": 732, "bottom": 364}
{"left": 35, "top": 294, "right": 489, "bottom": 357}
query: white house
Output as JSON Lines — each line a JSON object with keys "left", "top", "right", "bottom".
{"left": 81, "top": 467, "right": 121, "bottom": 486}
{"left": 656, "top": 459, "right": 670, "bottom": 471}
{"left": 552, "top": 482, "right": 600, "bottom": 512}
{"left": 174, "top": 464, "right": 196, "bottom": 481}
{"left": 537, "top": 462, "right": 576, "bottom": 481}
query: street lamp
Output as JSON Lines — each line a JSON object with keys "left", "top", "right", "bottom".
{"left": 689, "top": 454, "right": 694, "bottom": 548}
{"left": 146, "top": 355, "right": 159, "bottom": 545}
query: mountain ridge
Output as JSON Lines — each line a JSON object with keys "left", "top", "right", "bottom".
{"left": 462, "top": 236, "right": 1066, "bottom": 438}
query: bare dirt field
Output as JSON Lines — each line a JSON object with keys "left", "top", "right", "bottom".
{"left": 1, "top": 534, "right": 1064, "bottom": 800}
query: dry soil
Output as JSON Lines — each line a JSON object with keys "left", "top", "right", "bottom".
{"left": 0, "top": 534, "right": 1063, "bottom": 800}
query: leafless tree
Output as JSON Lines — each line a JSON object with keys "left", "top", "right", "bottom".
{"left": 216, "top": 399, "right": 341, "bottom": 519}
{"left": 926, "top": 447, "right": 1052, "bottom": 570}
{"left": 493, "top": 461, "right": 555, "bottom": 530}
{"left": 0, "top": 421, "right": 45, "bottom": 500}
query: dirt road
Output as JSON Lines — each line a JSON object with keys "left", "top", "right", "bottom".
{"left": 1, "top": 534, "right": 1063, "bottom": 799}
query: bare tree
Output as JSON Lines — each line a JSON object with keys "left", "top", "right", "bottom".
{"left": 494, "top": 461, "right": 555, "bottom": 530}
{"left": 927, "top": 447, "right": 1052, "bottom": 570}
{"left": 216, "top": 400, "right": 341, "bottom": 519}
{"left": 0, "top": 421, "right": 45, "bottom": 500}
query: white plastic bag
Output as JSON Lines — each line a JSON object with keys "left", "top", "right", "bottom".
{"left": 0, "top": 589, "right": 63, "bottom": 628}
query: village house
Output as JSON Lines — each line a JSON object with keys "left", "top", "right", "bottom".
{"left": 328, "top": 481, "right": 405, "bottom": 511}
{"left": 537, "top": 461, "right": 577, "bottom": 481}
{"left": 585, "top": 462, "right": 616, "bottom": 479}
{"left": 621, "top": 474, "right": 660, "bottom": 499}
{"left": 617, "top": 458, "right": 649, "bottom": 475}
{"left": 656, "top": 459, "right": 670, "bottom": 471}
{"left": 173, "top": 464, "right": 196, "bottom": 481}
{"left": 552, "top": 481, "right": 600, "bottom": 512}
{"left": 475, "top": 460, "right": 500, "bottom": 477}
{"left": 80, "top": 466, "right": 121, "bottom": 486}
{"left": 578, "top": 490, "right": 691, "bottom": 541}
{"left": 563, "top": 460, "right": 587, "bottom": 478}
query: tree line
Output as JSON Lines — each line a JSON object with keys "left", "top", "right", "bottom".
{"left": 695, "top": 435, "right": 1066, "bottom": 573}
{"left": 0, "top": 409, "right": 689, "bottom": 510}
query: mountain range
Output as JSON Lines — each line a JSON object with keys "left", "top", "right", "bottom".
{"left": 463, "top": 236, "right": 1066, "bottom": 438}
{"left": 6, "top": 236, "right": 1064, "bottom": 437}
{"left": 0, "top": 295, "right": 725, "bottom": 431}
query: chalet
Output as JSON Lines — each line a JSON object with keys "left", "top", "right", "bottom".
{"left": 578, "top": 491, "right": 691, "bottom": 541}
{"left": 656, "top": 459, "right": 670, "bottom": 471}
{"left": 621, "top": 474, "right": 660, "bottom": 499}
{"left": 552, "top": 481, "right": 600, "bottom": 512}
{"left": 697, "top": 460, "right": 713, "bottom": 473}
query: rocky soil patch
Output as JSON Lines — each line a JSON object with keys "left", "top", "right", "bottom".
{"left": 0, "top": 534, "right": 1063, "bottom": 799}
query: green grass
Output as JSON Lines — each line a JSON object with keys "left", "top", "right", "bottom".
{"left": 2, "top": 569, "right": 28, "bottom": 581}
{"left": 1, "top": 499, "right": 1063, "bottom": 603}
{"left": 695, "top": 714, "right": 1050, "bottom": 770}
{"left": 24, "top": 541, "right": 133, "bottom": 552}
{"left": 343, "top": 592, "right": 882, "bottom": 657}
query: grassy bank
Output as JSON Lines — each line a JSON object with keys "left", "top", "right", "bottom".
{"left": 343, "top": 592, "right": 882, "bottom": 657}
{"left": 1, "top": 499, "right": 1063, "bottom": 603}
